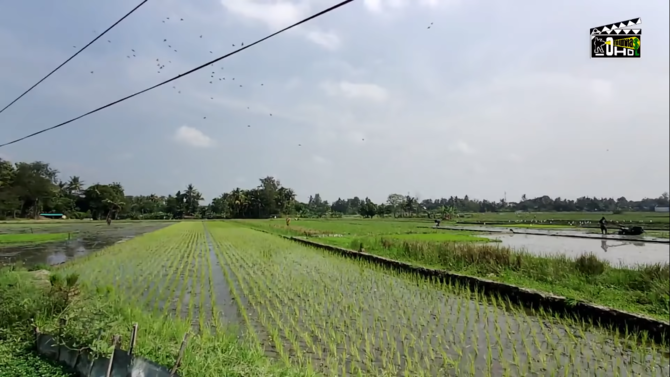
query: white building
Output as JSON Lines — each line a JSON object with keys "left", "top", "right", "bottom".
{"left": 654, "top": 206, "right": 670, "bottom": 213}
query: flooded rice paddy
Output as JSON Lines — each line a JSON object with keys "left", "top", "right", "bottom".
{"left": 481, "top": 234, "right": 670, "bottom": 266}
{"left": 0, "top": 221, "right": 173, "bottom": 266}
{"left": 58, "top": 222, "right": 669, "bottom": 377}
{"left": 435, "top": 225, "right": 669, "bottom": 243}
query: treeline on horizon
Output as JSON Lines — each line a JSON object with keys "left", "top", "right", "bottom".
{"left": 0, "top": 158, "right": 668, "bottom": 220}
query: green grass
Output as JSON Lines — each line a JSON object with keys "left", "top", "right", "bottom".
{"left": 0, "top": 233, "right": 70, "bottom": 245}
{"left": 0, "top": 338, "right": 74, "bottom": 377}
{"left": 240, "top": 219, "right": 670, "bottom": 321}
{"left": 0, "top": 268, "right": 313, "bottom": 376}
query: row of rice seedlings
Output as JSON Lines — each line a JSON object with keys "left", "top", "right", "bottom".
{"left": 163, "top": 229, "right": 199, "bottom": 317}
{"left": 196, "top": 229, "right": 210, "bottom": 332}
{"left": 211, "top": 228, "right": 374, "bottom": 375}
{"left": 210, "top": 227, "right": 670, "bottom": 377}
{"left": 183, "top": 235, "right": 200, "bottom": 323}
{"left": 206, "top": 226, "right": 259, "bottom": 344}
{"left": 126, "top": 229, "right": 188, "bottom": 299}
{"left": 149, "top": 229, "right": 195, "bottom": 314}
{"left": 59, "top": 226, "right": 182, "bottom": 291}
{"left": 214, "top": 235, "right": 323, "bottom": 372}
{"left": 133, "top": 236, "right": 185, "bottom": 307}
{"left": 214, "top": 238, "right": 305, "bottom": 370}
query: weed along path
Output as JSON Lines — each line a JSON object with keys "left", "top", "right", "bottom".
{"left": 204, "top": 222, "right": 668, "bottom": 377}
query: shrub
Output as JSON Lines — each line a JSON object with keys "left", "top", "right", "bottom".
{"left": 574, "top": 253, "right": 607, "bottom": 276}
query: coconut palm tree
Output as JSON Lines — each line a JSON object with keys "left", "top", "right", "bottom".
{"left": 66, "top": 176, "right": 85, "bottom": 196}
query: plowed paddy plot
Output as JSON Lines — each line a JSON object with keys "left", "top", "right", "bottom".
{"left": 206, "top": 223, "right": 669, "bottom": 377}
{"left": 57, "top": 222, "right": 668, "bottom": 377}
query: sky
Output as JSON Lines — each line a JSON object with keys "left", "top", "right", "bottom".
{"left": 0, "top": 0, "right": 668, "bottom": 204}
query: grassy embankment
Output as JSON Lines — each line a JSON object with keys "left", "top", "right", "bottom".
{"left": 0, "top": 233, "right": 70, "bottom": 246}
{"left": 0, "top": 223, "right": 313, "bottom": 377}
{"left": 238, "top": 219, "right": 670, "bottom": 321}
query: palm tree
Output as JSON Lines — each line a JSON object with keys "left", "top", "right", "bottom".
{"left": 404, "top": 195, "right": 416, "bottom": 217}
{"left": 66, "top": 176, "right": 85, "bottom": 196}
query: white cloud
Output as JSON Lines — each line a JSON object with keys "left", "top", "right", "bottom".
{"left": 306, "top": 30, "right": 341, "bottom": 50}
{"left": 312, "top": 154, "right": 330, "bottom": 165}
{"left": 449, "top": 140, "right": 475, "bottom": 155}
{"left": 220, "top": 0, "right": 306, "bottom": 30}
{"left": 506, "top": 153, "right": 523, "bottom": 163}
{"left": 322, "top": 81, "right": 389, "bottom": 102}
{"left": 363, "top": 0, "right": 454, "bottom": 13}
{"left": 220, "top": 0, "right": 341, "bottom": 49}
{"left": 173, "top": 125, "right": 214, "bottom": 148}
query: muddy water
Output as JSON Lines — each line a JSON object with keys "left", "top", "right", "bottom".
{"left": 202, "top": 225, "right": 242, "bottom": 327}
{"left": 482, "top": 234, "right": 670, "bottom": 266}
{"left": 435, "top": 225, "right": 669, "bottom": 243}
{"left": 0, "top": 222, "right": 172, "bottom": 266}
{"left": 215, "top": 231, "right": 670, "bottom": 377}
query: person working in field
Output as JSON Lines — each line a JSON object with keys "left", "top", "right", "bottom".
{"left": 286, "top": 217, "right": 291, "bottom": 227}
{"left": 599, "top": 216, "right": 608, "bottom": 235}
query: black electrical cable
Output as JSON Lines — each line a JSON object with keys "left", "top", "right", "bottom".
{"left": 0, "top": 0, "right": 354, "bottom": 149}
{"left": 0, "top": 0, "right": 149, "bottom": 117}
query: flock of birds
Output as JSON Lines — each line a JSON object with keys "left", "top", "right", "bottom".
{"left": 77, "top": 16, "right": 310, "bottom": 146}
{"left": 74, "top": 16, "right": 439, "bottom": 148}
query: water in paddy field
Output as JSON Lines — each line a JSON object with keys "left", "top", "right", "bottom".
{"left": 481, "top": 234, "right": 670, "bottom": 266}
{"left": 0, "top": 222, "right": 173, "bottom": 266}
{"left": 439, "top": 225, "right": 669, "bottom": 242}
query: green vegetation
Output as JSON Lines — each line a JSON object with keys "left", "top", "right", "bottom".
{"left": 0, "top": 226, "right": 311, "bottom": 377}
{"left": 243, "top": 219, "right": 670, "bottom": 321}
{"left": 1, "top": 222, "right": 668, "bottom": 376}
{"left": 206, "top": 223, "right": 668, "bottom": 375}
{"left": 2, "top": 157, "right": 669, "bottom": 225}
{"left": 0, "top": 232, "right": 69, "bottom": 245}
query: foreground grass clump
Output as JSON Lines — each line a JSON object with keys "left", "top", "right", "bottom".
{"left": 205, "top": 222, "right": 669, "bottom": 376}
{"left": 0, "top": 232, "right": 70, "bottom": 245}
{"left": 0, "top": 223, "right": 316, "bottom": 377}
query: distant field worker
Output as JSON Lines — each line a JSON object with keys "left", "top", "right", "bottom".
{"left": 286, "top": 217, "right": 291, "bottom": 227}
{"left": 599, "top": 216, "right": 608, "bottom": 235}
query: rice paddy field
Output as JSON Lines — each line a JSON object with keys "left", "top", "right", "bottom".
{"left": 56, "top": 221, "right": 669, "bottom": 377}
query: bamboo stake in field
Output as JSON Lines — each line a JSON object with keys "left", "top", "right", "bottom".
{"left": 171, "top": 332, "right": 190, "bottom": 376}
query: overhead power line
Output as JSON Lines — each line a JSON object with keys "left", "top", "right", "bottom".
{"left": 0, "top": 0, "right": 149, "bottom": 117}
{"left": 0, "top": 0, "right": 354, "bottom": 149}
